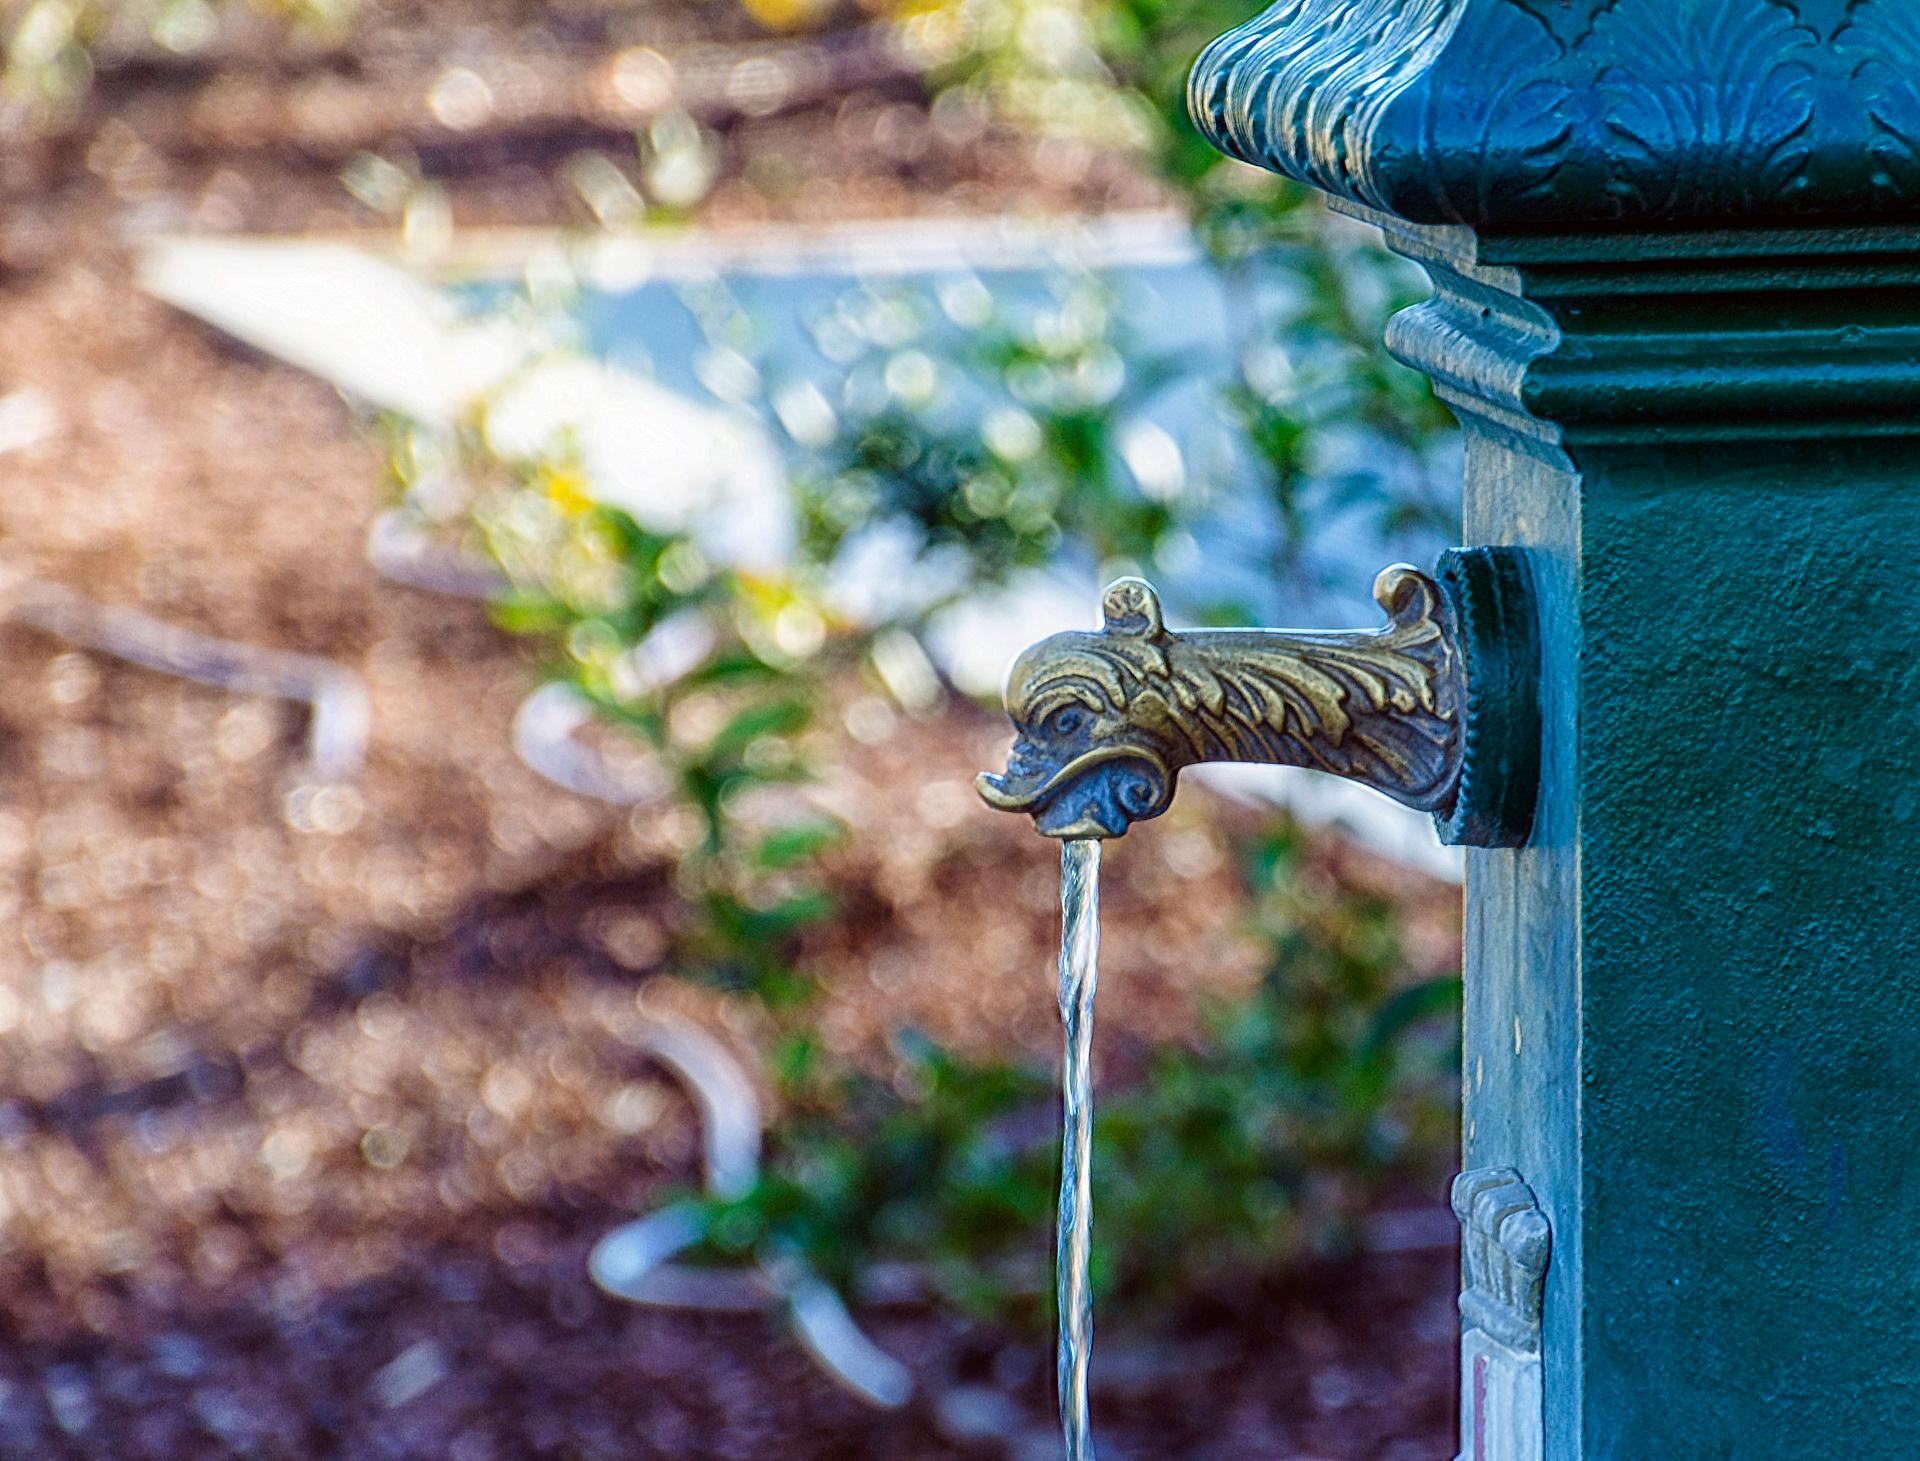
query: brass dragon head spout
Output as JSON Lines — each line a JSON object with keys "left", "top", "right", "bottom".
{"left": 975, "top": 578, "right": 1182, "bottom": 839}
{"left": 975, "top": 553, "right": 1544, "bottom": 848}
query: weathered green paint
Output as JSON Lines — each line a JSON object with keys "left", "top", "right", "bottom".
{"left": 1579, "top": 435, "right": 1920, "bottom": 1453}
{"left": 1403, "top": 220, "right": 1920, "bottom": 1461}
{"left": 1193, "top": 2, "right": 1920, "bottom": 1455}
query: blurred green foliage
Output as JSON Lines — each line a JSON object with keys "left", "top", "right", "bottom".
{"left": 350, "top": 0, "right": 1467, "bottom": 1338}
{"left": 692, "top": 827, "right": 1459, "bottom": 1327}
{"left": 385, "top": 432, "right": 853, "bottom": 1010}
{"left": 795, "top": 0, "right": 1459, "bottom": 612}
{"left": 403, "top": 352, "right": 1461, "bottom": 1329}
{"left": 792, "top": 274, "right": 1185, "bottom": 582}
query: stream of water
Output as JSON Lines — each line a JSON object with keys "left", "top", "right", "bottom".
{"left": 1055, "top": 838, "right": 1101, "bottom": 1461}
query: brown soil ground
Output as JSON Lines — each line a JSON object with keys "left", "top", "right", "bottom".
{"left": 0, "top": 5, "right": 1460, "bottom": 1455}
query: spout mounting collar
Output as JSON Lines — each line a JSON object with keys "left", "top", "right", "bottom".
{"left": 1432, "top": 546, "right": 1539, "bottom": 849}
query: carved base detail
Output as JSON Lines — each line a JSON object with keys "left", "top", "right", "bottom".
{"left": 1453, "top": 1167, "right": 1550, "bottom": 1461}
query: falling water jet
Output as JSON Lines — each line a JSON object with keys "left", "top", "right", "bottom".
{"left": 1055, "top": 837, "right": 1100, "bottom": 1460}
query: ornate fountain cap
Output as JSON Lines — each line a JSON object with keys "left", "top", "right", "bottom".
{"left": 1190, "top": 0, "right": 1920, "bottom": 231}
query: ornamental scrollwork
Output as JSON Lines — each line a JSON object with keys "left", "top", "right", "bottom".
{"left": 1189, "top": 0, "right": 1920, "bottom": 228}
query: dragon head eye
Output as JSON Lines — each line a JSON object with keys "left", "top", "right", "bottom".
{"left": 1046, "top": 707, "right": 1088, "bottom": 739}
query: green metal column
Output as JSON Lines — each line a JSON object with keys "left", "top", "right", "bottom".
{"left": 1194, "top": 3, "right": 1920, "bottom": 1456}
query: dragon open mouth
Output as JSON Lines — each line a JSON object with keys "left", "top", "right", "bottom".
{"left": 975, "top": 745, "right": 1172, "bottom": 839}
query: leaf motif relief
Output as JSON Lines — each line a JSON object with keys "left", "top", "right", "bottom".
{"left": 1419, "top": 1, "right": 1573, "bottom": 223}
{"left": 1835, "top": 0, "right": 1920, "bottom": 200}
{"left": 1590, "top": 0, "right": 1819, "bottom": 217}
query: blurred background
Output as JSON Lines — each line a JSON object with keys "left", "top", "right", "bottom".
{"left": 0, "top": 1, "right": 1466, "bottom": 1456}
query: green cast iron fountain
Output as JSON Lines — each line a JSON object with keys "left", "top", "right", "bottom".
{"left": 987, "top": 2, "right": 1920, "bottom": 1457}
